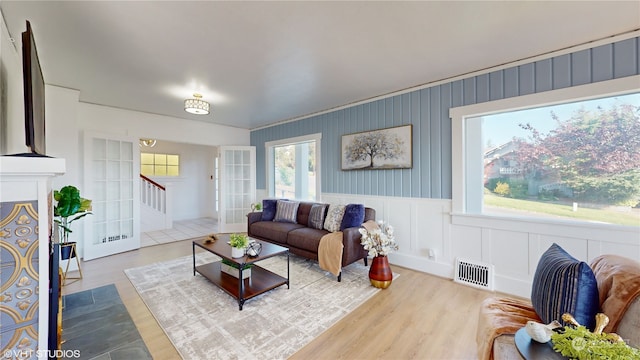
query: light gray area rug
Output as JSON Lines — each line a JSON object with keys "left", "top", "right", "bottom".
{"left": 124, "top": 252, "right": 383, "bottom": 359}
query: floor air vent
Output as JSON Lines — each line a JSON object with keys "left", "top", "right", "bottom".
{"left": 454, "top": 258, "right": 494, "bottom": 291}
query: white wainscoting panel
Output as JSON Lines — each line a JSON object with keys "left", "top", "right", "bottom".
{"left": 255, "top": 191, "right": 640, "bottom": 298}
{"left": 540, "top": 235, "right": 588, "bottom": 261}
{"left": 490, "top": 229, "right": 529, "bottom": 279}
{"left": 385, "top": 197, "right": 413, "bottom": 253}
{"left": 451, "top": 225, "right": 482, "bottom": 261}
{"left": 323, "top": 193, "right": 455, "bottom": 278}
{"left": 453, "top": 213, "right": 639, "bottom": 297}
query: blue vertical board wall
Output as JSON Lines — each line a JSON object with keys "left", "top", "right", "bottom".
{"left": 251, "top": 37, "right": 640, "bottom": 199}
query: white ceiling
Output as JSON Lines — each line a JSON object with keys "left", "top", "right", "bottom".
{"left": 2, "top": 1, "right": 639, "bottom": 130}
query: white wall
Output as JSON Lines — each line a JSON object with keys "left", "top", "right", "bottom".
{"left": 1, "top": 4, "right": 249, "bottom": 259}
{"left": 77, "top": 102, "right": 248, "bottom": 147}
{"left": 50, "top": 88, "right": 247, "bottom": 256}
{"left": 142, "top": 140, "right": 217, "bottom": 221}
{"left": 46, "top": 86, "right": 81, "bottom": 192}
{"left": 47, "top": 88, "right": 247, "bottom": 238}
{"left": 3, "top": 84, "right": 244, "bottom": 261}
{"left": 0, "top": 14, "right": 28, "bottom": 155}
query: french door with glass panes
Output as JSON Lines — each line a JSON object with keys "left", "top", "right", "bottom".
{"left": 83, "top": 132, "right": 140, "bottom": 260}
{"left": 218, "top": 146, "right": 255, "bottom": 233}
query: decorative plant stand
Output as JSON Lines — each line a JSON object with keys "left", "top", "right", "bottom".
{"left": 60, "top": 242, "right": 83, "bottom": 285}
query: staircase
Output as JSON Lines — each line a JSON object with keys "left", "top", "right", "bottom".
{"left": 140, "top": 174, "right": 172, "bottom": 232}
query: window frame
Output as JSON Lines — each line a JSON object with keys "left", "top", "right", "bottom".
{"left": 450, "top": 75, "right": 640, "bottom": 228}
{"left": 140, "top": 152, "right": 180, "bottom": 177}
{"left": 265, "top": 133, "right": 322, "bottom": 201}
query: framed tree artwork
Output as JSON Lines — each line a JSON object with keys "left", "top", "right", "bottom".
{"left": 341, "top": 125, "right": 413, "bottom": 170}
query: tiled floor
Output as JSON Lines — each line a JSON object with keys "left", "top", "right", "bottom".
{"left": 140, "top": 217, "right": 217, "bottom": 247}
{"left": 62, "top": 284, "right": 152, "bottom": 359}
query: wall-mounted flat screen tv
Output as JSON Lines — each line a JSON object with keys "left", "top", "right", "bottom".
{"left": 23, "top": 20, "right": 45, "bottom": 155}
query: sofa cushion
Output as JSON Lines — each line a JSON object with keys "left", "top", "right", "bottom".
{"left": 274, "top": 200, "right": 299, "bottom": 223}
{"left": 296, "top": 202, "right": 314, "bottom": 225}
{"left": 531, "top": 243, "right": 599, "bottom": 330}
{"left": 616, "top": 296, "right": 640, "bottom": 348}
{"left": 324, "top": 204, "right": 346, "bottom": 232}
{"left": 249, "top": 221, "right": 304, "bottom": 244}
{"left": 589, "top": 254, "right": 640, "bottom": 335}
{"left": 308, "top": 204, "right": 328, "bottom": 229}
{"left": 287, "top": 227, "right": 329, "bottom": 252}
{"left": 261, "top": 199, "right": 278, "bottom": 221}
{"left": 340, "top": 203, "right": 365, "bottom": 230}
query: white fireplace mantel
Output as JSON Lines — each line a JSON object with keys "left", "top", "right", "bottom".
{"left": 0, "top": 155, "right": 65, "bottom": 357}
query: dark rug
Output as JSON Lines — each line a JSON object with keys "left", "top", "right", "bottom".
{"left": 62, "top": 284, "right": 152, "bottom": 360}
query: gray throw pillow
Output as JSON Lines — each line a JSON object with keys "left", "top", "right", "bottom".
{"left": 308, "top": 204, "right": 328, "bottom": 229}
{"left": 273, "top": 200, "right": 299, "bottom": 223}
{"left": 323, "top": 204, "right": 346, "bottom": 232}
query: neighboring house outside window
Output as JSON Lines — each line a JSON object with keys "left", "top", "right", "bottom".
{"left": 452, "top": 78, "right": 639, "bottom": 228}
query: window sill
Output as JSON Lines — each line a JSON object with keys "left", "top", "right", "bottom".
{"left": 451, "top": 212, "right": 639, "bottom": 243}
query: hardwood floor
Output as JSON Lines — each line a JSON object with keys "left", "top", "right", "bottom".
{"left": 62, "top": 240, "right": 497, "bottom": 359}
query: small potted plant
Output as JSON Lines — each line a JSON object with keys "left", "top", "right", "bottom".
{"left": 54, "top": 185, "right": 92, "bottom": 259}
{"left": 250, "top": 202, "right": 262, "bottom": 212}
{"left": 220, "top": 259, "right": 253, "bottom": 279}
{"left": 229, "top": 233, "right": 249, "bottom": 258}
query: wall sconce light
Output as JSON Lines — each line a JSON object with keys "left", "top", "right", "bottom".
{"left": 139, "top": 139, "right": 157, "bottom": 147}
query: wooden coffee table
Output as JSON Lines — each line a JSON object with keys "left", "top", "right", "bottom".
{"left": 192, "top": 235, "right": 289, "bottom": 310}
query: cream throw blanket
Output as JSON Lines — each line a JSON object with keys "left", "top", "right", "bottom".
{"left": 361, "top": 219, "right": 379, "bottom": 233}
{"left": 318, "top": 231, "right": 344, "bottom": 276}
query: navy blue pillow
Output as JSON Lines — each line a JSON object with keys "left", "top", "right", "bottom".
{"left": 340, "top": 204, "right": 365, "bottom": 230}
{"left": 261, "top": 199, "right": 278, "bottom": 221}
{"left": 531, "top": 243, "right": 599, "bottom": 330}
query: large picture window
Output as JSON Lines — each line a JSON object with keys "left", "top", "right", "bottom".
{"left": 481, "top": 93, "right": 639, "bottom": 226}
{"left": 266, "top": 134, "right": 321, "bottom": 201}
{"left": 451, "top": 76, "right": 640, "bottom": 228}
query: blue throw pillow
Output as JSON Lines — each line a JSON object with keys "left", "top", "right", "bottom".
{"left": 340, "top": 204, "right": 365, "bottom": 230}
{"left": 261, "top": 199, "right": 278, "bottom": 221}
{"left": 531, "top": 243, "right": 599, "bottom": 330}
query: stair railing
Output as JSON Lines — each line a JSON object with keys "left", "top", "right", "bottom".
{"left": 140, "top": 174, "right": 166, "bottom": 213}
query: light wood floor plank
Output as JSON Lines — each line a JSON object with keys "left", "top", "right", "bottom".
{"left": 62, "top": 239, "right": 496, "bottom": 359}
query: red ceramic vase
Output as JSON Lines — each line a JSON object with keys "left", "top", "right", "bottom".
{"left": 369, "top": 256, "right": 393, "bottom": 289}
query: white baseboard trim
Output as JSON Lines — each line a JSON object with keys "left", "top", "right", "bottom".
{"left": 388, "top": 252, "right": 454, "bottom": 280}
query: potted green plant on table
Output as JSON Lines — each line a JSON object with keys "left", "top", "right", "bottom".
{"left": 54, "top": 185, "right": 92, "bottom": 260}
{"left": 220, "top": 258, "right": 253, "bottom": 279}
{"left": 250, "top": 202, "right": 262, "bottom": 212}
{"left": 229, "top": 233, "right": 249, "bottom": 258}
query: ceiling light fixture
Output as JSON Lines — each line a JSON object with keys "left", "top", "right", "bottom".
{"left": 139, "top": 139, "right": 157, "bottom": 147}
{"left": 184, "top": 93, "right": 210, "bottom": 115}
